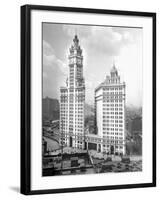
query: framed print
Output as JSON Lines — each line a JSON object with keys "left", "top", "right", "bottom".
{"left": 21, "top": 4, "right": 156, "bottom": 195}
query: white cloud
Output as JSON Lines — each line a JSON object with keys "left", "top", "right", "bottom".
{"left": 63, "top": 25, "right": 91, "bottom": 38}
{"left": 43, "top": 24, "right": 142, "bottom": 107}
{"left": 43, "top": 40, "right": 55, "bottom": 55}
{"left": 43, "top": 40, "right": 67, "bottom": 74}
{"left": 117, "top": 41, "right": 142, "bottom": 107}
{"left": 43, "top": 40, "right": 67, "bottom": 99}
{"left": 63, "top": 25, "right": 137, "bottom": 57}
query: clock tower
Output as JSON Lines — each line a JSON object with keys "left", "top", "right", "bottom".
{"left": 60, "top": 35, "right": 85, "bottom": 149}
{"left": 68, "top": 35, "right": 84, "bottom": 88}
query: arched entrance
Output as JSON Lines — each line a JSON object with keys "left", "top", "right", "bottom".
{"left": 98, "top": 144, "right": 101, "bottom": 152}
{"left": 84, "top": 142, "right": 87, "bottom": 150}
{"left": 110, "top": 145, "right": 114, "bottom": 155}
{"left": 69, "top": 137, "right": 72, "bottom": 147}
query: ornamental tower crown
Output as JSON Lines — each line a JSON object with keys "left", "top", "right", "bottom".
{"left": 110, "top": 63, "right": 118, "bottom": 77}
{"left": 104, "top": 63, "right": 121, "bottom": 85}
{"left": 67, "top": 35, "right": 84, "bottom": 88}
{"left": 69, "top": 35, "right": 83, "bottom": 57}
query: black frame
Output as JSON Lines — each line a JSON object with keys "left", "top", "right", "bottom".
{"left": 21, "top": 4, "right": 156, "bottom": 195}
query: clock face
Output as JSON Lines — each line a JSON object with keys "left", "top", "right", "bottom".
{"left": 77, "top": 58, "right": 81, "bottom": 64}
{"left": 70, "top": 58, "right": 74, "bottom": 64}
{"left": 70, "top": 57, "right": 82, "bottom": 64}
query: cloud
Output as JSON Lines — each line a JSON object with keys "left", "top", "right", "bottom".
{"left": 43, "top": 24, "right": 142, "bottom": 107}
{"left": 63, "top": 25, "right": 138, "bottom": 57}
{"left": 43, "top": 40, "right": 67, "bottom": 99}
{"left": 43, "top": 40, "right": 55, "bottom": 55}
{"left": 43, "top": 40, "right": 67, "bottom": 74}
{"left": 63, "top": 25, "right": 91, "bottom": 38}
{"left": 62, "top": 25, "right": 143, "bottom": 106}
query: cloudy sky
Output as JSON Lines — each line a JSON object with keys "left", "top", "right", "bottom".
{"left": 43, "top": 23, "right": 142, "bottom": 107}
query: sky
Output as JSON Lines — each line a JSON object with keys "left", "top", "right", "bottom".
{"left": 43, "top": 23, "right": 142, "bottom": 107}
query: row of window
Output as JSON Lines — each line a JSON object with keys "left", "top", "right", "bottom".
{"left": 61, "top": 106, "right": 83, "bottom": 108}
{"left": 103, "top": 107, "right": 123, "bottom": 110}
{"left": 69, "top": 103, "right": 83, "bottom": 106}
{"left": 103, "top": 122, "right": 122, "bottom": 126}
{"left": 103, "top": 95, "right": 123, "bottom": 99}
{"left": 103, "top": 103, "right": 123, "bottom": 106}
{"left": 103, "top": 87, "right": 124, "bottom": 91}
{"left": 106, "top": 78, "right": 120, "bottom": 84}
{"left": 103, "top": 119, "right": 123, "bottom": 123}
{"left": 103, "top": 114, "right": 123, "bottom": 117}
{"left": 103, "top": 116, "right": 121, "bottom": 119}
{"left": 103, "top": 100, "right": 123, "bottom": 103}
{"left": 103, "top": 116, "right": 123, "bottom": 119}
{"left": 103, "top": 132, "right": 123, "bottom": 136}
{"left": 102, "top": 126, "right": 123, "bottom": 131}
{"left": 75, "top": 122, "right": 83, "bottom": 125}
{"left": 103, "top": 126, "right": 123, "bottom": 130}
{"left": 103, "top": 92, "right": 123, "bottom": 94}
{"left": 61, "top": 101, "right": 84, "bottom": 104}
{"left": 61, "top": 111, "right": 84, "bottom": 115}
{"left": 103, "top": 124, "right": 123, "bottom": 127}
{"left": 103, "top": 111, "right": 123, "bottom": 114}
{"left": 61, "top": 106, "right": 83, "bottom": 110}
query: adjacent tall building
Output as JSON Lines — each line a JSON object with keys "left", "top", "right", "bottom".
{"left": 60, "top": 35, "right": 126, "bottom": 155}
{"left": 60, "top": 35, "right": 85, "bottom": 149}
{"left": 95, "top": 65, "right": 126, "bottom": 155}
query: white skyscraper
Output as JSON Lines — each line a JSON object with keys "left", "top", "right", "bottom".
{"left": 95, "top": 64, "right": 126, "bottom": 155}
{"left": 60, "top": 35, "right": 85, "bottom": 149}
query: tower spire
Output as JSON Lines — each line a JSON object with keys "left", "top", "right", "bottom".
{"left": 73, "top": 34, "right": 79, "bottom": 45}
{"left": 111, "top": 60, "right": 118, "bottom": 77}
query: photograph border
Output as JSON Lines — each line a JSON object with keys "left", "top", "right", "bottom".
{"left": 21, "top": 4, "right": 156, "bottom": 195}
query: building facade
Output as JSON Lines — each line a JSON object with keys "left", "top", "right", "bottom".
{"left": 95, "top": 65, "right": 126, "bottom": 155}
{"left": 42, "top": 97, "right": 59, "bottom": 121}
{"left": 60, "top": 35, "right": 85, "bottom": 149}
